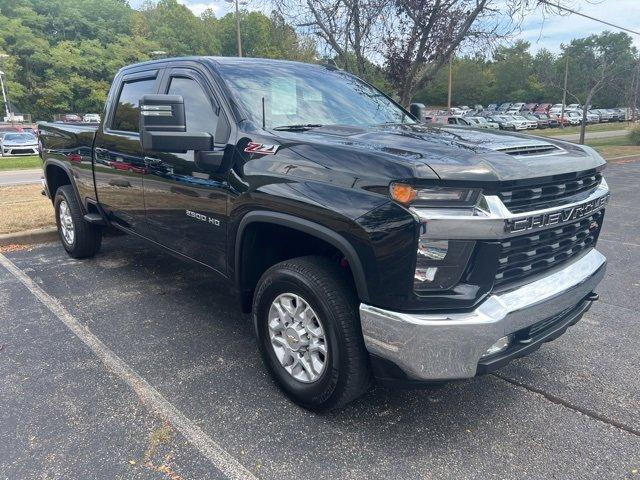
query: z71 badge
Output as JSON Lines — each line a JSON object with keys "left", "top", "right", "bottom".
{"left": 505, "top": 194, "right": 609, "bottom": 234}
{"left": 244, "top": 142, "right": 279, "bottom": 155}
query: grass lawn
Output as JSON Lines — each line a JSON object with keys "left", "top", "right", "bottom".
{"left": 0, "top": 154, "right": 42, "bottom": 171}
{"left": 0, "top": 184, "right": 54, "bottom": 234}
{"left": 584, "top": 135, "right": 640, "bottom": 161}
{"left": 532, "top": 122, "right": 631, "bottom": 137}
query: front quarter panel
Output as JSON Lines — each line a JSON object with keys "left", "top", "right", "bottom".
{"left": 227, "top": 136, "right": 418, "bottom": 304}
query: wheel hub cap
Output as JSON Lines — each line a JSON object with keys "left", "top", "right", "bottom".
{"left": 268, "top": 293, "right": 327, "bottom": 383}
{"left": 58, "top": 200, "right": 75, "bottom": 245}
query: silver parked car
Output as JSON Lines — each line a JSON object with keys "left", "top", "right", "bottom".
{"left": 0, "top": 132, "right": 39, "bottom": 156}
{"left": 466, "top": 116, "right": 500, "bottom": 129}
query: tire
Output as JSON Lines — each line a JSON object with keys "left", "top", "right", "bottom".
{"left": 54, "top": 185, "right": 102, "bottom": 258}
{"left": 253, "top": 256, "right": 371, "bottom": 411}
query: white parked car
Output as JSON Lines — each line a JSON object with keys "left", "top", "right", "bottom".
{"left": 513, "top": 115, "right": 538, "bottom": 129}
{"left": 0, "top": 132, "right": 39, "bottom": 156}
{"left": 83, "top": 113, "right": 101, "bottom": 123}
{"left": 490, "top": 115, "right": 528, "bottom": 131}
{"left": 508, "top": 102, "right": 526, "bottom": 113}
{"left": 549, "top": 104, "right": 564, "bottom": 115}
{"left": 466, "top": 117, "right": 500, "bottom": 129}
{"left": 504, "top": 115, "right": 532, "bottom": 130}
{"left": 566, "top": 111, "right": 582, "bottom": 125}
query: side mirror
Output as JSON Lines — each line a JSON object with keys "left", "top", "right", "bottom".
{"left": 409, "top": 103, "right": 425, "bottom": 121}
{"left": 139, "top": 94, "right": 213, "bottom": 152}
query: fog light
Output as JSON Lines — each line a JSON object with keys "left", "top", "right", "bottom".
{"left": 482, "top": 335, "right": 511, "bottom": 358}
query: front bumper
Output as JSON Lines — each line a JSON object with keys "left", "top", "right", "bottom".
{"left": 360, "top": 248, "right": 606, "bottom": 381}
{"left": 2, "top": 145, "right": 38, "bottom": 156}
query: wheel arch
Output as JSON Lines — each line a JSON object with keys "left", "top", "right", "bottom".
{"left": 234, "top": 211, "right": 370, "bottom": 309}
{"left": 44, "top": 160, "right": 86, "bottom": 213}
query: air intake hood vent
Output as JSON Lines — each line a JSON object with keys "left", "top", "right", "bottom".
{"left": 495, "top": 143, "right": 560, "bottom": 156}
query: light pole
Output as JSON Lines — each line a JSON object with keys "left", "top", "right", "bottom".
{"left": 225, "top": 0, "right": 247, "bottom": 57}
{"left": 0, "top": 72, "right": 9, "bottom": 121}
{"left": 0, "top": 53, "right": 10, "bottom": 121}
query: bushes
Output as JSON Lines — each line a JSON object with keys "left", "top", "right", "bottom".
{"left": 629, "top": 125, "right": 640, "bottom": 146}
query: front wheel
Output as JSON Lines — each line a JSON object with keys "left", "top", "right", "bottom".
{"left": 253, "top": 256, "right": 371, "bottom": 411}
{"left": 54, "top": 185, "right": 102, "bottom": 258}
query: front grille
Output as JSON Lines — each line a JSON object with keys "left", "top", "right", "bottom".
{"left": 498, "top": 170, "right": 602, "bottom": 213}
{"left": 494, "top": 210, "right": 604, "bottom": 288}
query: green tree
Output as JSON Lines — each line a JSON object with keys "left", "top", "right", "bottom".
{"left": 136, "top": 0, "right": 220, "bottom": 56}
{"left": 560, "top": 31, "right": 637, "bottom": 143}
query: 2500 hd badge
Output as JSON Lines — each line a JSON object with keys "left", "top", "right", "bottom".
{"left": 506, "top": 194, "right": 609, "bottom": 234}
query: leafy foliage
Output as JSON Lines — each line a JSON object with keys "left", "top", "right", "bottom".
{"left": 0, "top": 0, "right": 316, "bottom": 119}
{"left": 413, "top": 35, "right": 638, "bottom": 108}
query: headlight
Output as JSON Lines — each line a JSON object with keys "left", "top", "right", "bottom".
{"left": 390, "top": 184, "right": 480, "bottom": 207}
{"left": 414, "top": 238, "right": 475, "bottom": 291}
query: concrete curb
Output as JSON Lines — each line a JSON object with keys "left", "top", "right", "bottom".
{"left": 0, "top": 227, "right": 58, "bottom": 247}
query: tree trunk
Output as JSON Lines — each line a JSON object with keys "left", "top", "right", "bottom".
{"left": 579, "top": 104, "right": 588, "bottom": 145}
{"left": 579, "top": 91, "right": 595, "bottom": 145}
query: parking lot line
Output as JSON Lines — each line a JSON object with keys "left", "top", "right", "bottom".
{"left": 0, "top": 252, "right": 257, "bottom": 480}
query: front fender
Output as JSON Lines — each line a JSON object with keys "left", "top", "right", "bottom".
{"left": 235, "top": 210, "right": 370, "bottom": 302}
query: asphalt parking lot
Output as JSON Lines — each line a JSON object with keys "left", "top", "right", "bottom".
{"left": 1, "top": 161, "right": 639, "bottom": 479}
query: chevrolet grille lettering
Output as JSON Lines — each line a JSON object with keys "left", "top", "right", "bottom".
{"left": 505, "top": 194, "right": 609, "bottom": 234}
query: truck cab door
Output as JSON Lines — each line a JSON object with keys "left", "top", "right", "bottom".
{"left": 93, "top": 70, "right": 162, "bottom": 231}
{"left": 142, "top": 67, "right": 233, "bottom": 275}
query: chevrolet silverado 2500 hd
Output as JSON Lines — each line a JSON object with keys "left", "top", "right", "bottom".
{"left": 38, "top": 57, "right": 609, "bottom": 411}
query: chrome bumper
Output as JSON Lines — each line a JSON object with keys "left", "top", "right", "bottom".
{"left": 359, "top": 248, "right": 606, "bottom": 381}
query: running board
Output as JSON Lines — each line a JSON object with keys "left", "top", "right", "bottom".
{"left": 83, "top": 213, "right": 108, "bottom": 226}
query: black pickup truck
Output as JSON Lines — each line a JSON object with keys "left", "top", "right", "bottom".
{"left": 38, "top": 57, "right": 609, "bottom": 411}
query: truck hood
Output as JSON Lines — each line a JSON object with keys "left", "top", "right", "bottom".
{"left": 274, "top": 123, "right": 605, "bottom": 183}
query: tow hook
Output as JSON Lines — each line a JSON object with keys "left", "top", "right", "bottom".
{"left": 586, "top": 292, "right": 599, "bottom": 301}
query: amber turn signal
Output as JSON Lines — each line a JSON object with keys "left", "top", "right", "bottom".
{"left": 390, "top": 183, "right": 417, "bottom": 204}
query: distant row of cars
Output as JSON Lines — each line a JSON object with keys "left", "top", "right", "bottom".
{"left": 54, "top": 113, "right": 101, "bottom": 124}
{"left": 416, "top": 102, "right": 636, "bottom": 131}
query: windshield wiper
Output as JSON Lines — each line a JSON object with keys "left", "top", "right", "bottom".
{"left": 272, "top": 124, "right": 323, "bottom": 131}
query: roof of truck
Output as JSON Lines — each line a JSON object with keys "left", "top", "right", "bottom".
{"left": 120, "top": 56, "right": 332, "bottom": 73}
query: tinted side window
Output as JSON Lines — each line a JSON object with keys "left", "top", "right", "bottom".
{"left": 112, "top": 78, "right": 157, "bottom": 132}
{"left": 168, "top": 77, "right": 218, "bottom": 134}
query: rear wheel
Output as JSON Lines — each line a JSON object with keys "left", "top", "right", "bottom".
{"left": 54, "top": 185, "right": 102, "bottom": 258}
{"left": 253, "top": 256, "right": 371, "bottom": 411}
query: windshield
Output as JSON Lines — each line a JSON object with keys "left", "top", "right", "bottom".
{"left": 218, "top": 61, "right": 414, "bottom": 129}
{"left": 4, "top": 133, "right": 35, "bottom": 142}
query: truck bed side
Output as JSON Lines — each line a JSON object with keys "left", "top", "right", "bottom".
{"left": 38, "top": 122, "right": 99, "bottom": 211}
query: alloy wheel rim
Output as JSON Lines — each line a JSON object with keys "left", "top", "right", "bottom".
{"left": 267, "top": 293, "right": 328, "bottom": 383}
{"left": 58, "top": 200, "right": 75, "bottom": 245}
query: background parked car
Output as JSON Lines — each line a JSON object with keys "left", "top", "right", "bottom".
{"left": 83, "top": 113, "right": 101, "bottom": 123}
{"left": 466, "top": 116, "right": 500, "bottom": 129}
{"left": 490, "top": 115, "right": 526, "bottom": 130}
{"left": 586, "top": 111, "right": 601, "bottom": 124}
{"left": 506, "top": 102, "right": 526, "bottom": 114}
{"left": 590, "top": 109, "right": 609, "bottom": 122}
{"left": 524, "top": 113, "right": 548, "bottom": 128}
{"left": 431, "top": 115, "right": 473, "bottom": 126}
{"left": 0, "top": 132, "right": 38, "bottom": 156}
{"left": 534, "top": 103, "right": 552, "bottom": 114}
{"left": 534, "top": 113, "right": 559, "bottom": 128}
{"left": 512, "top": 115, "right": 537, "bottom": 129}
{"left": 566, "top": 111, "right": 583, "bottom": 125}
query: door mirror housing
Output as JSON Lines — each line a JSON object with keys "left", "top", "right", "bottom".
{"left": 139, "top": 94, "right": 213, "bottom": 152}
